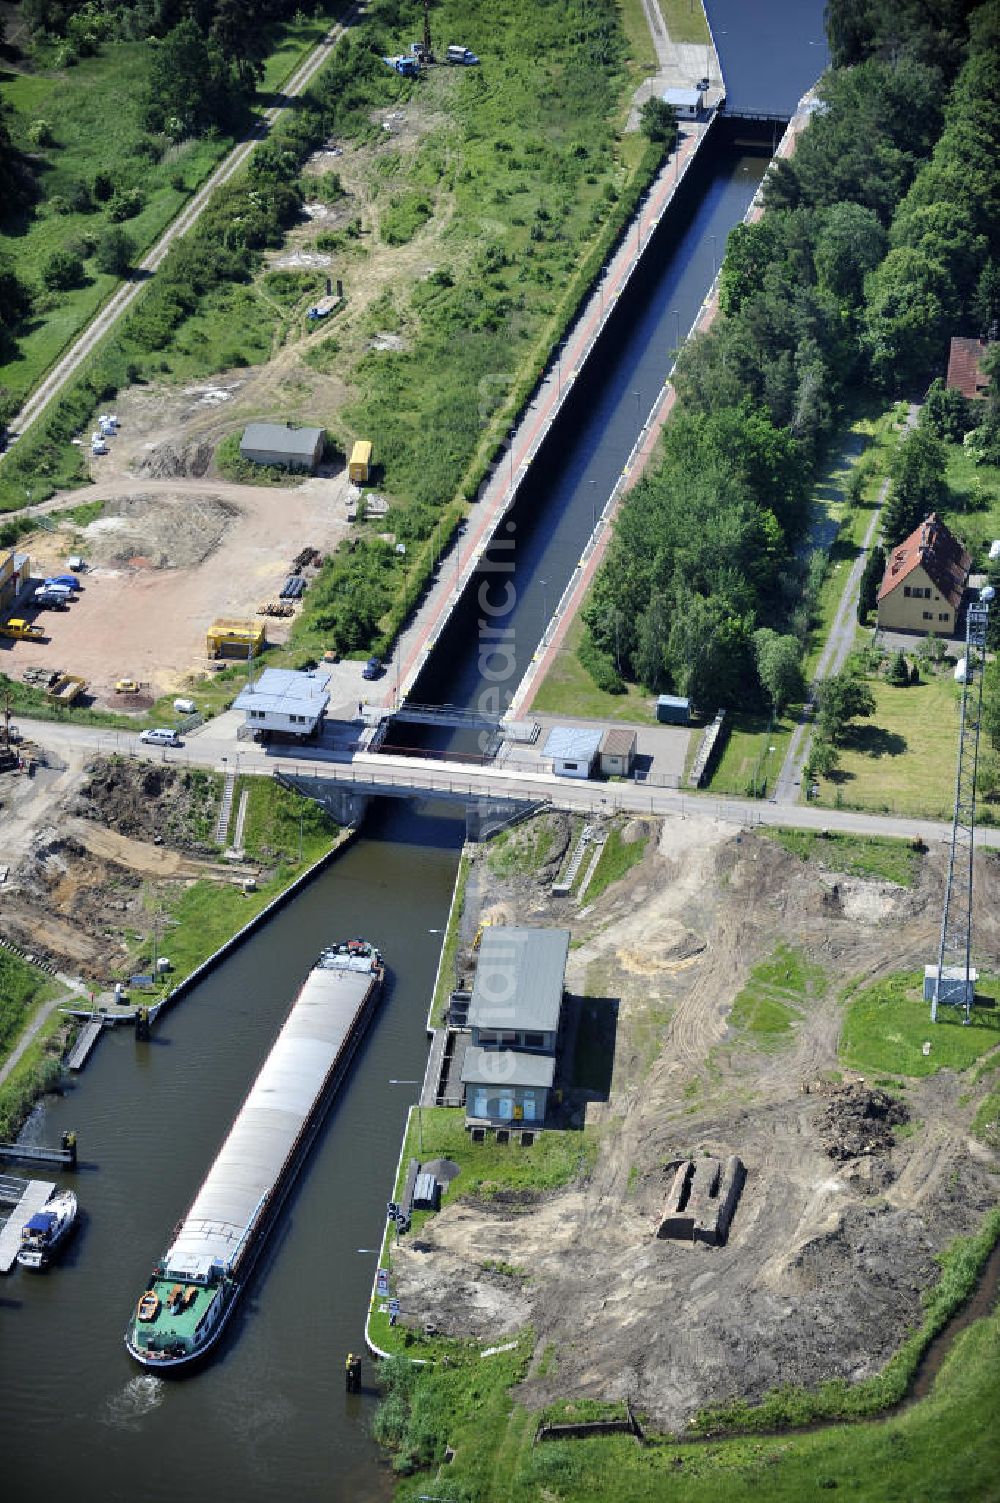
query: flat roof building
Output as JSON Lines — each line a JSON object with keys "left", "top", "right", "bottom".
{"left": 462, "top": 926, "right": 570, "bottom": 1126}
{"left": 240, "top": 422, "right": 325, "bottom": 473}
{"left": 662, "top": 86, "right": 703, "bottom": 118}
{"left": 233, "top": 667, "right": 330, "bottom": 738}
{"left": 545, "top": 725, "right": 601, "bottom": 779}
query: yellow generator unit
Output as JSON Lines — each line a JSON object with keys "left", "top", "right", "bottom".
{"left": 349, "top": 440, "right": 372, "bottom": 485}
{"left": 206, "top": 618, "right": 266, "bottom": 660}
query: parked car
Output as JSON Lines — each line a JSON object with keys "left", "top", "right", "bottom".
{"left": 34, "top": 589, "right": 71, "bottom": 609}
{"left": 45, "top": 575, "right": 80, "bottom": 591}
{"left": 140, "top": 728, "right": 181, "bottom": 747}
{"left": 362, "top": 656, "right": 382, "bottom": 680}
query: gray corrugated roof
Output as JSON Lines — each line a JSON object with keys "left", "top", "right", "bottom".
{"left": 468, "top": 926, "right": 569, "bottom": 1033}
{"left": 233, "top": 667, "right": 330, "bottom": 716}
{"left": 544, "top": 725, "right": 602, "bottom": 763}
{"left": 241, "top": 422, "right": 323, "bottom": 460}
{"left": 461, "top": 1045, "right": 556, "bottom": 1089}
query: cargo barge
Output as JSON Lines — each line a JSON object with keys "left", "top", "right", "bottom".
{"left": 124, "top": 940, "right": 384, "bottom": 1371}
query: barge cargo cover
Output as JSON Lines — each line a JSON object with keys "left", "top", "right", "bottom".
{"left": 125, "top": 941, "right": 383, "bottom": 1370}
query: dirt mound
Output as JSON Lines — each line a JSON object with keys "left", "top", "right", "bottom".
{"left": 135, "top": 440, "right": 214, "bottom": 479}
{"left": 819, "top": 1085, "right": 909, "bottom": 1160}
{"left": 69, "top": 757, "right": 221, "bottom": 853}
{"left": 84, "top": 491, "right": 237, "bottom": 569}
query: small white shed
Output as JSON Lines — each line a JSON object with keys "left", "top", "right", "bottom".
{"left": 662, "top": 86, "right": 703, "bottom": 119}
{"left": 599, "top": 727, "right": 637, "bottom": 777}
{"left": 544, "top": 725, "right": 601, "bottom": 779}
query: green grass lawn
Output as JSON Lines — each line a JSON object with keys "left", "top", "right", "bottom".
{"left": 841, "top": 971, "right": 1000, "bottom": 1078}
{"left": 758, "top": 827, "right": 924, "bottom": 886}
{"left": 812, "top": 673, "right": 960, "bottom": 820}
{"left": 0, "top": 8, "right": 340, "bottom": 408}
{"left": 582, "top": 820, "right": 649, "bottom": 901}
{"left": 234, "top": 773, "right": 339, "bottom": 865}
{"left": 486, "top": 819, "right": 557, "bottom": 879}
{"left": 706, "top": 711, "right": 794, "bottom": 797}
{"left": 530, "top": 615, "right": 659, "bottom": 724}
{"left": 129, "top": 779, "right": 342, "bottom": 986}
{"left": 938, "top": 443, "right": 1000, "bottom": 568}
{"left": 0, "top": 950, "right": 67, "bottom": 1139}
{"left": 658, "top": 0, "right": 712, "bottom": 44}
{"left": 0, "top": 948, "right": 60, "bottom": 1055}
{"left": 368, "top": 1104, "right": 596, "bottom": 1358}
{"left": 727, "top": 943, "right": 826, "bottom": 1048}
{"left": 382, "top": 1221, "right": 1000, "bottom": 1502}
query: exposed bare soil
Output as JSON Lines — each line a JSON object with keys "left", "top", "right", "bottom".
{"left": 0, "top": 756, "right": 245, "bottom": 981}
{"left": 393, "top": 813, "right": 1000, "bottom": 1430}
{"left": 14, "top": 469, "right": 349, "bottom": 699}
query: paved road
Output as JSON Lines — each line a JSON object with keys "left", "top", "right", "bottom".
{"left": 1, "top": 3, "right": 362, "bottom": 457}
{"left": 774, "top": 404, "right": 920, "bottom": 805}
{"left": 13, "top": 712, "right": 992, "bottom": 849}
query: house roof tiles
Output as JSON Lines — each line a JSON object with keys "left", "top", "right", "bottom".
{"left": 878, "top": 513, "right": 971, "bottom": 609}
{"left": 946, "top": 338, "right": 991, "bottom": 401}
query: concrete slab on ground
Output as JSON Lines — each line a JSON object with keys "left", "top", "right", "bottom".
{"left": 500, "top": 713, "right": 689, "bottom": 787}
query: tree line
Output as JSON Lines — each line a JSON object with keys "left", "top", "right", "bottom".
{"left": 581, "top": 0, "right": 1000, "bottom": 714}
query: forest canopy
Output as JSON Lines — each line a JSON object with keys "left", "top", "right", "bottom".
{"left": 580, "top": 0, "right": 1000, "bottom": 711}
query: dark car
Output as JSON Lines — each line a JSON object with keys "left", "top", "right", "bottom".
{"left": 362, "top": 656, "right": 382, "bottom": 680}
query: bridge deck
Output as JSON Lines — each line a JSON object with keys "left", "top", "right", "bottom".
{"left": 0, "top": 1179, "right": 55, "bottom": 1272}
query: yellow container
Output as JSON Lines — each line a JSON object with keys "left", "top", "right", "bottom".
{"left": 349, "top": 440, "right": 372, "bottom": 484}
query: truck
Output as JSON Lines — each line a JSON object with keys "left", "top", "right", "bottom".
{"left": 446, "top": 44, "right": 479, "bottom": 64}
{"left": 47, "top": 673, "right": 87, "bottom": 706}
{"left": 0, "top": 618, "right": 45, "bottom": 641}
{"left": 383, "top": 54, "right": 420, "bottom": 77}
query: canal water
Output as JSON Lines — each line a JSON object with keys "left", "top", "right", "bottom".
{"left": 2, "top": 6, "right": 830, "bottom": 1501}
{"left": 2, "top": 802, "right": 464, "bottom": 1502}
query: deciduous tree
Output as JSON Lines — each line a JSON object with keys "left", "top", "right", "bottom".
{"left": 816, "top": 671, "right": 876, "bottom": 744}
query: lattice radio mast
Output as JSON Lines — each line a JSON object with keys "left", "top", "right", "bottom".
{"left": 931, "top": 586, "right": 994, "bottom": 1023}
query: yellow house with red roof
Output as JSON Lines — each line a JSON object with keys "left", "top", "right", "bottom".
{"left": 877, "top": 514, "right": 971, "bottom": 635}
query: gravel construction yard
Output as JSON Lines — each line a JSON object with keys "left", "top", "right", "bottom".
{"left": 7, "top": 476, "right": 350, "bottom": 701}
{"left": 391, "top": 812, "right": 1000, "bottom": 1431}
